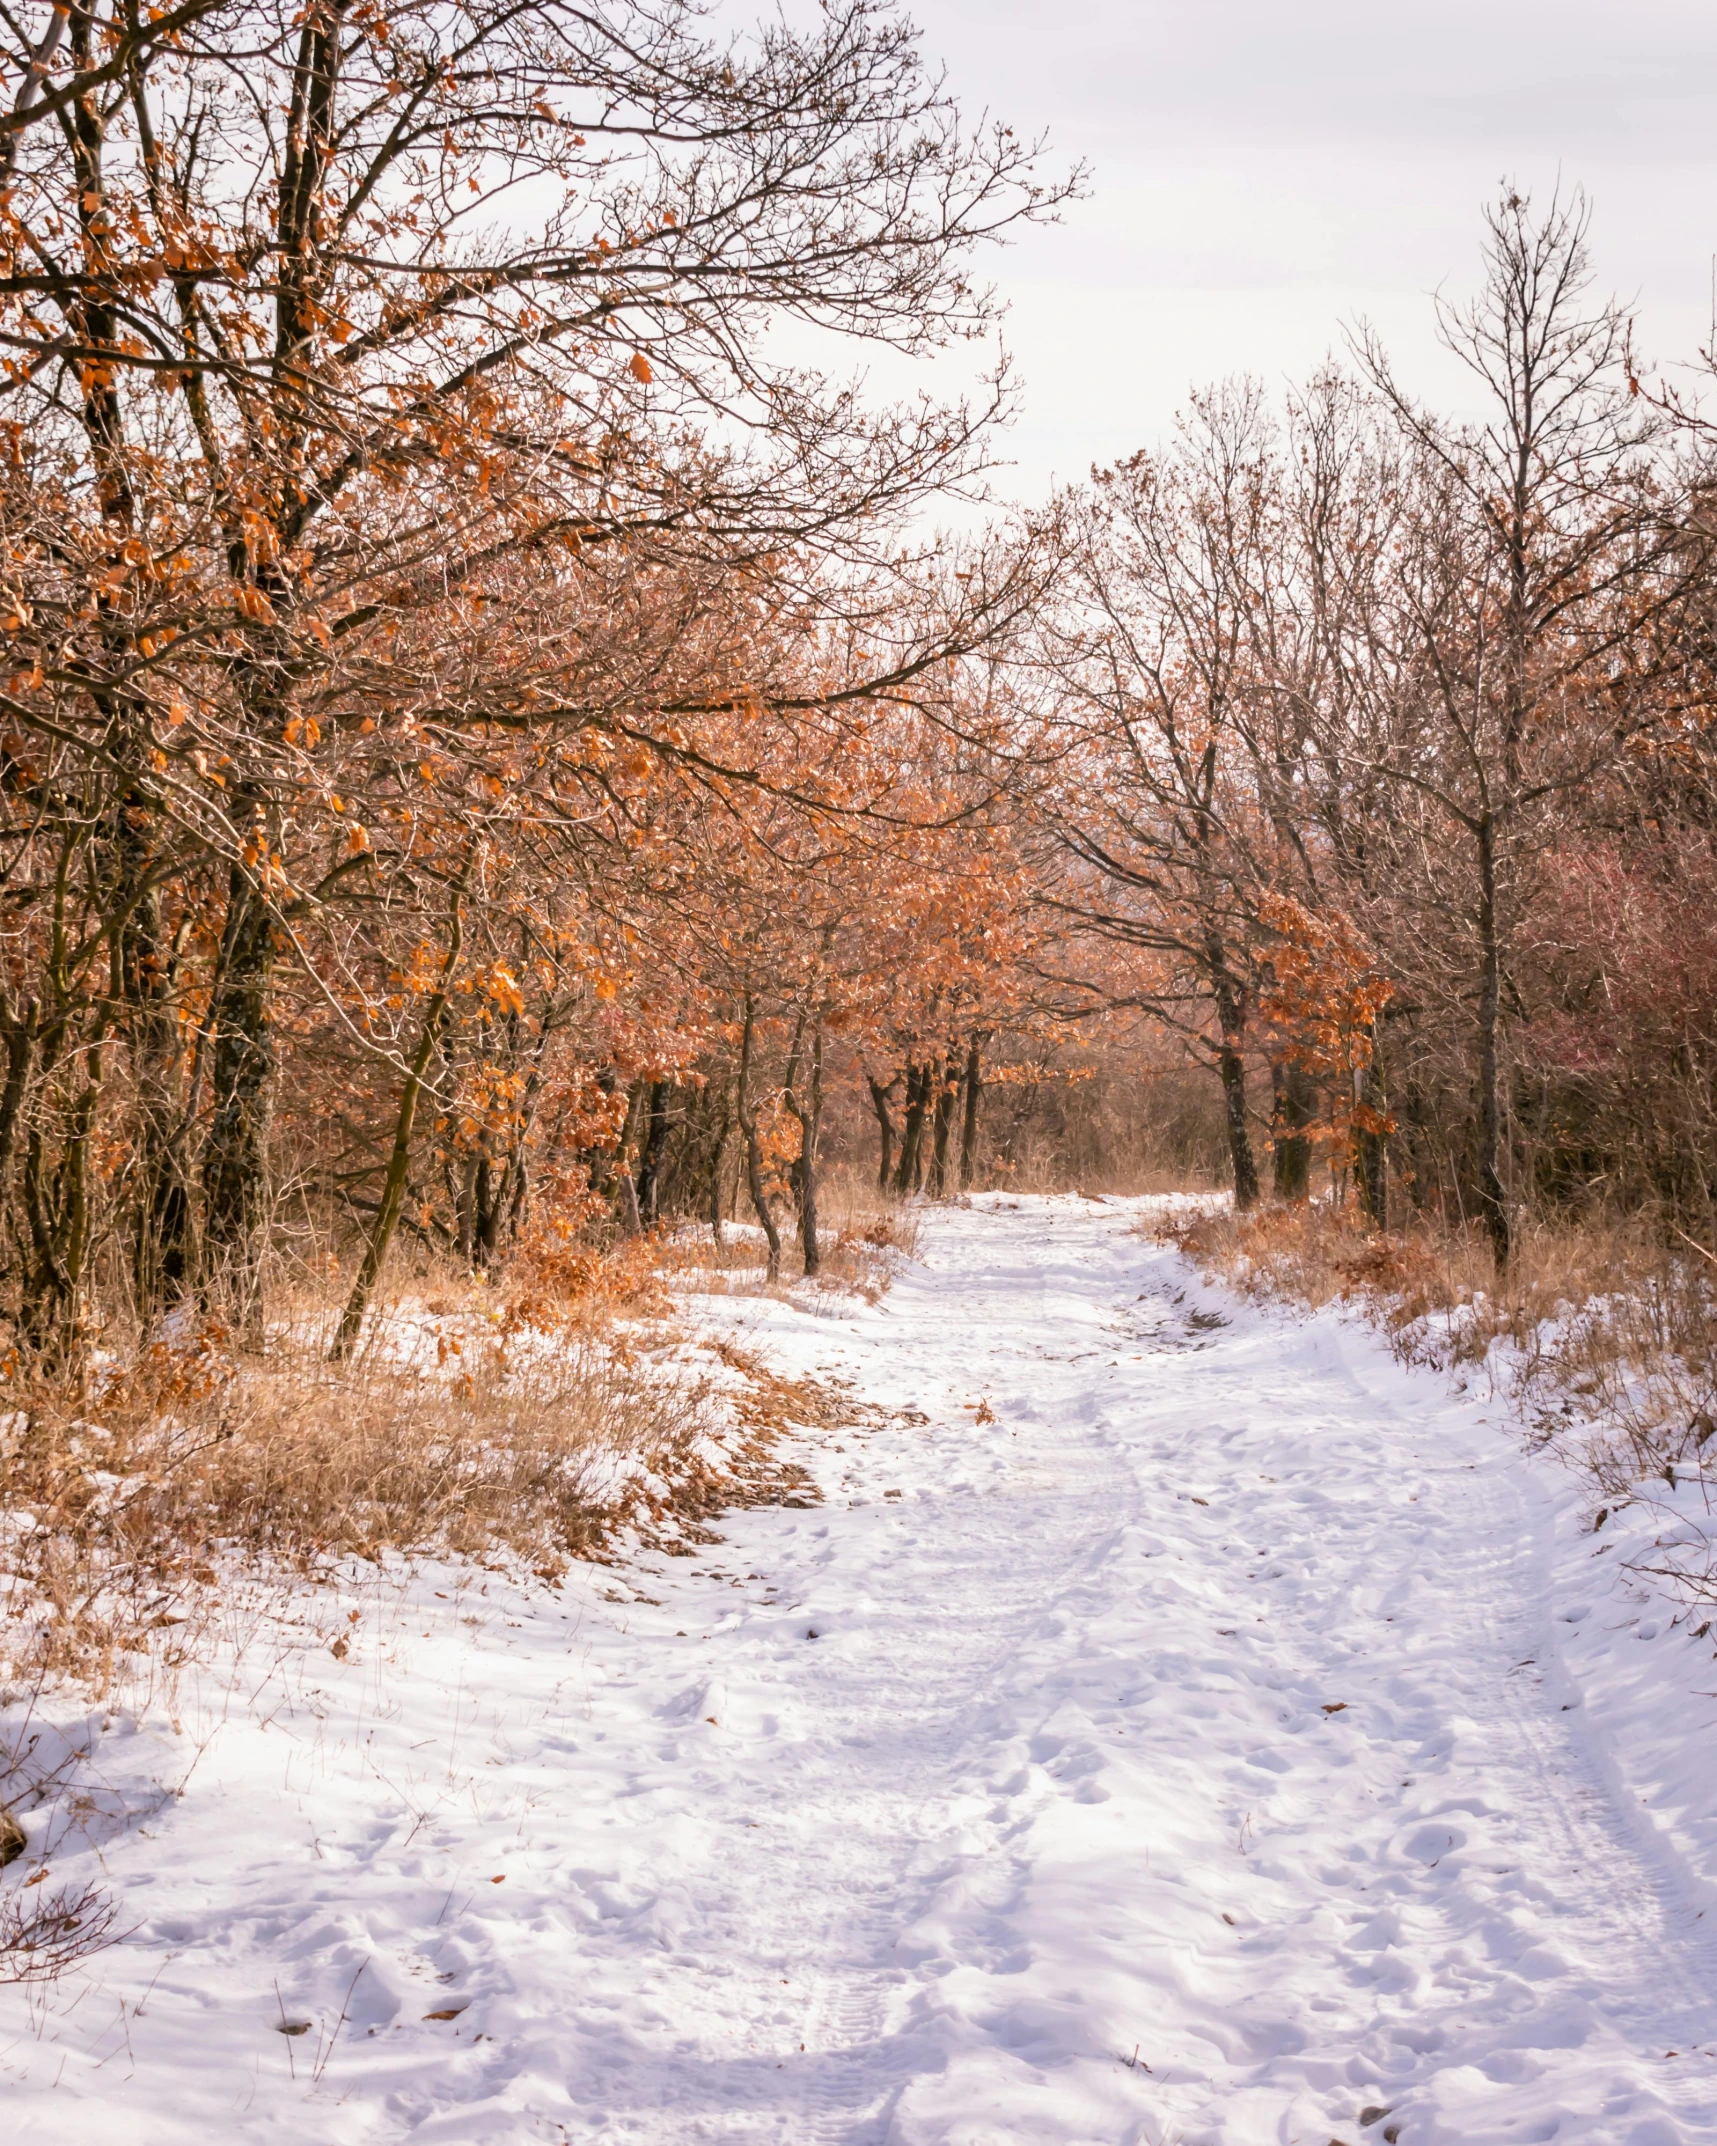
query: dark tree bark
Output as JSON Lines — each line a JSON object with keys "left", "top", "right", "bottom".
{"left": 1208, "top": 954, "right": 1259, "bottom": 1211}
{"left": 958, "top": 1037, "right": 983, "bottom": 1192}
{"left": 118, "top": 799, "right": 193, "bottom": 1322}
{"left": 868, "top": 1074, "right": 899, "bottom": 1192}
{"left": 1270, "top": 1059, "right": 1316, "bottom": 1200}
{"left": 1217, "top": 1043, "right": 1258, "bottom": 1211}
{"left": 0, "top": 991, "right": 36, "bottom": 1204}
{"left": 634, "top": 1081, "right": 671, "bottom": 1225}
{"left": 20, "top": 1013, "right": 108, "bottom": 1368}
{"left": 736, "top": 998, "right": 782, "bottom": 1281}
{"left": 1354, "top": 1027, "right": 1389, "bottom": 1231}
{"left": 201, "top": 840, "right": 277, "bottom": 1343}
{"left": 612, "top": 1079, "right": 650, "bottom": 1236}
{"left": 1474, "top": 810, "right": 1509, "bottom": 1267}
{"left": 927, "top": 1056, "right": 954, "bottom": 1197}
{"left": 894, "top": 1062, "right": 931, "bottom": 1195}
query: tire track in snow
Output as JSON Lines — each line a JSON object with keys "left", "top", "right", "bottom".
{"left": 747, "top": 1200, "right": 1717, "bottom": 2144}
{"left": 9, "top": 1197, "right": 1717, "bottom": 2145}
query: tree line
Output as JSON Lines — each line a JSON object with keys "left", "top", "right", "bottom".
{"left": 0, "top": 0, "right": 1070, "bottom": 1365}
{"left": 1, "top": 0, "right": 1713, "bottom": 1378}
{"left": 1038, "top": 191, "right": 1717, "bottom": 1270}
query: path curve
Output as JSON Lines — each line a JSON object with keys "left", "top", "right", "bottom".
{"left": 9, "top": 1196, "right": 1717, "bottom": 2146}
{"left": 543, "top": 1197, "right": 1717, "bottom": 2144}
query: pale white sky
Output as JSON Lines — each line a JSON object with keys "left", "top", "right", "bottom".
{"left": 879, "top": 0, "right": 1717, "bottom": 501}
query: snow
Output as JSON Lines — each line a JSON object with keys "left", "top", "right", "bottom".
{"left": 5, "top": 1194, "right": 1717, "bottom": 2144}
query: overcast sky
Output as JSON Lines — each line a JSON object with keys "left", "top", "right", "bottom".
{"left": 870, "top": 0, "right": 1717, "bottom": 501}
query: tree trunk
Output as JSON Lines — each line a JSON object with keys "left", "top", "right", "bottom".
{"left": 634, "top": 1081, "right": 671, "bottom": 1225}
{"left": 894, "top": 1062, "right": 930, "bottom": 1195}
{"left": 786, "top": 1019, "right": 824, "bottom": 1278}
{"left": 927, "top": 1056, "right": 954, "bottom": 1197}
{"left": 1207, "top": 953, "right": 1259, "bottom": 1210}
{"left": 1217, "top": 1041, "right": 1258, "bottom": 1211}
{"left": 331, "top": 886, "right": 464, "bottom": 1360}
{"left": 736, "top": 997, "right": 781, "bottom": 1282}
{"left": 612, "top": 1078, "right": 649, "bottom": 1235}
{"left": 958, "top": 1038, "right": 983, "bottom": 1192}
{"left": 0, "top": 991, "right": 36, "bottom": 1201}
{"left": 20, "top": 1017, "right": 107, "bottom": 1372}
{"left": 473, "top": 1153, "right": 497, "bottom": 1260}
{"left": 202, "top": 839, "right": 277, "bottom": 1343}
{"left": 504, "top": 1153, "right": 529, "bottom": 1243}
{"left": 120, "top": 812, "right": 193, "bottom": 1323}
{"left": 1354, "top": 1026, "right": 1389, "bottom": 1231}
{"left": 867, "top": 1075, "right": 898, "bottom": 1192}
{"left": 1474, "top": 809, "right": 1509, "bottom": 1268}
{"left": 1270, "top": 1059, "right": 1316, "bottom": 1200}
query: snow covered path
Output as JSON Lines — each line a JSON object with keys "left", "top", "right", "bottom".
{"left": 8, "top": 1196, "right": 1717, "bottom": 2144}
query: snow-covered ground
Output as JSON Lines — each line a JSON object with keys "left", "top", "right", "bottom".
{"left": 5, "top": 1194, "right": 1717, "bottom": 2144}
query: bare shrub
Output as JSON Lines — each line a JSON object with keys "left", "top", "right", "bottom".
{"left": 0, "top": 1878, "right": 121, "bottom": 1985}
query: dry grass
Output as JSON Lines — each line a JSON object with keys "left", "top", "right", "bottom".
{"left": 665, "top": 1168, "right": 921, "bottom": 1302}
{"left": 0, "top": 1202, "right": 890, "bottom": 1694}
{"left": 0, "top": 1212, "right": 890, "bottom": 1998}
{"left": 0, "top": 1246, "right": 727, "bottom": 1690}
{"left": 1164, "top": 1200, "right": 1717, "bottom": 1507}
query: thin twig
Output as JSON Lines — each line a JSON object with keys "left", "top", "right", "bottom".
{"left": 311, "top": 1956, "right": 367, "bottom": 2085}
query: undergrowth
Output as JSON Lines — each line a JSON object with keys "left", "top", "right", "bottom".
{"left": 0, "top": 1249, "right": 709, "bottom": 1693}
{"left": 0, "top": 1182, "right": 907, "bottom": 1990}
{"left": 666, "top": 1170, "right": 921, "bottom": 1300}
{"left": 1166, "top": 1201, "right": 1717, "bottom": 1528}
{"left": 0, "top": 1183, "right": 914, "bottom": 1699}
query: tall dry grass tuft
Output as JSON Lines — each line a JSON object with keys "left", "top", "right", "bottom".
{"left": 1165, "top": 1200, "right": 1717, "bottom": 1510}
{"left": 0, "top": 1244, "right": 711, "bottom": 1691}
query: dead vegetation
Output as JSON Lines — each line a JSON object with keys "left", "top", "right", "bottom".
{"left": 0, "top": 1228, "right": 867, "bottom": 1985}
{"left": 665, "top": 1168, "right": 922, "bottom": 1302}
{"left": 1164, "top": 1201, "right": 1717, "bottom": 1511}
{"left": 0, "top": 1877, "right": 121, "bottom": 1986}
{"left": 0, "top": 1192, "right": 909, "bottom": 1694}
{"left": 0, "top": 1160, "right": 901, "bottom": 2001}
{"left": 0, "top": 1255, "right": 707, "bottom": 1691}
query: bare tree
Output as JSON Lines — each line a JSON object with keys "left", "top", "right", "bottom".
{"left": 1349, "top": 187, "right": 1681, "bottom": 1264}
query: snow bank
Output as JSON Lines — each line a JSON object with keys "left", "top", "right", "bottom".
{"left": 1, "top": 1196, "right": 1713, "bottom": 2143}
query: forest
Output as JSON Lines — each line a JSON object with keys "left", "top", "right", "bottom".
{"left": 0, "top": 0, "right": 1714, "bottom": 1374}
{"left": 6, "top": 10, "right": 1717, "bottom": 2123}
